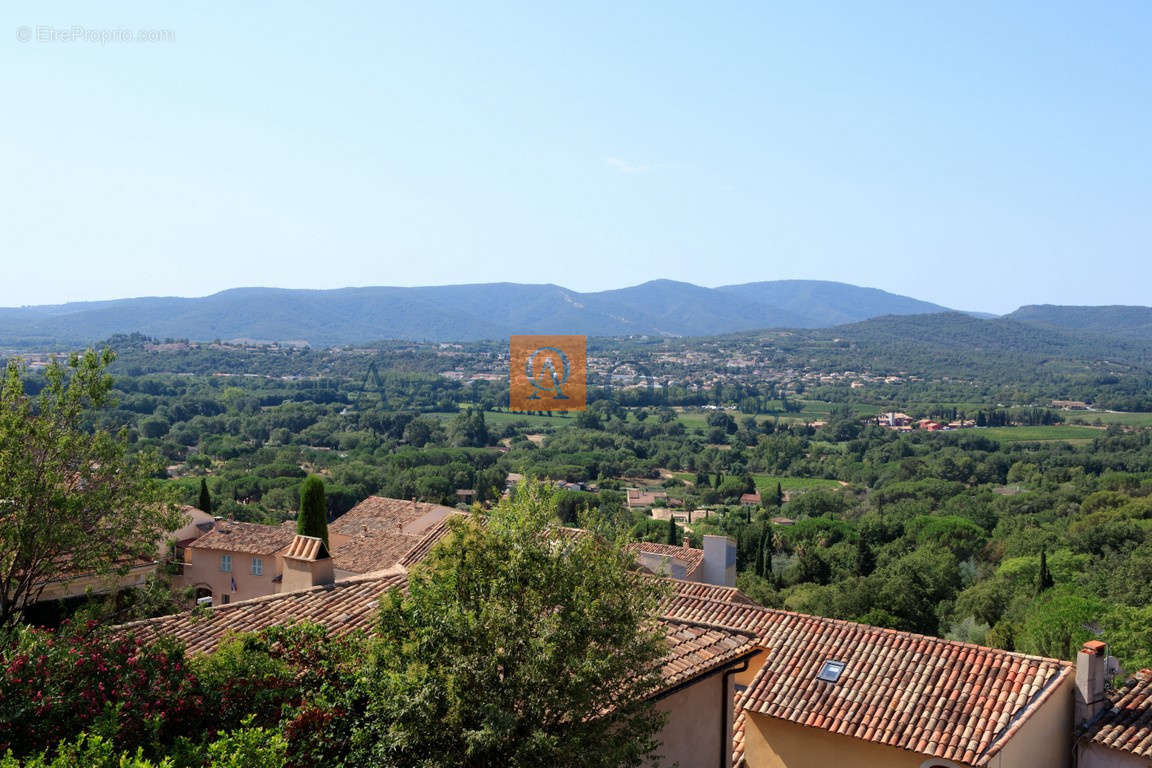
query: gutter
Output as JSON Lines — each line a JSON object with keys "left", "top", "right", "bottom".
{"left": 646, "top": 648, "right": 759, "bottom": 768}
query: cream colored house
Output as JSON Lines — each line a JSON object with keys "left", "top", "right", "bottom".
{"left": 34, "top": 505, "right": 213, "bottom": 606}
{"left": 177, "top": 519, "right": 296, "bottom": 604}
{"left": 659, "top": 592, "right": 1076, "bottom": 768}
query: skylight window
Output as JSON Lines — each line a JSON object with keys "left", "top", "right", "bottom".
{"left": 817, "top": 660, "right": 846, "bottom": 683}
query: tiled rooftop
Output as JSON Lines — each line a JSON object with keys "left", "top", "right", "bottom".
{"left": 732, "top": 691, "right": 750, "bottom": 766}
{"left": 658, "top": 577, "right": 756, "bottom": 605}
{"left": 330, "top": 496, "right": 453, "bottom": 536}
{"left": 119, "top": 572, "right": 757, "bottom": 702}
{"left": 662, "top": 594, "right": 1071, "bottom": 767}
{"left": 396, "top": 512, "right": 464, "bottom": 568}
{"left": 626, "top": 541, "right": 705, "bottom": 577}
{"left": 659, "top": 620, "right": 758, "bottom": 692}
{"left": 1085, "top": 670, "right": 1152, "bottom": 758}
{"left": 119, "top": 571, "right": 407, "bottom": 654}
{"left": 186, "top": 520, "right": 297, "bottom": 556}
{"left": 331, "top": 530, "right": 422, "bottom": 574}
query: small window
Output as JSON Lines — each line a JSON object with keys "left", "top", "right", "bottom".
{"left": 817, "top": 660, "right": 846, "bottom": 683}
{"left": 220, "top": 554, "right": 232, "bottom": 573}
{"left": 251, "top": 557, "right": 263, "bottom": 576}
{"left": 221, "top": 594, "right": 230, "bottom": 605}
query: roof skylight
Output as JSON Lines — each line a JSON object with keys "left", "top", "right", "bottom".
{"left": 817, "top": 659, "right": 846, "bottom": 683}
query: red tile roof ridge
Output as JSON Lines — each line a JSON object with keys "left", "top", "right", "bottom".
{"left": 659, "top": 615, "right": 760, "bottom": 643}
{"left": 664, "top": 593, "right": 1072, "bottom": 668}
{"left": 115, "top": 569, "right": 405, "bottom": 634}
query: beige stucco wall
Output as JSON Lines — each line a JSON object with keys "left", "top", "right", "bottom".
{"left": 1078, "top": 743, "right": 1151, "bottom": 768}
{"left": 651, "top": 670, "right": 733, "bottom": 768}
{"left": 734, "top": 649, "right": 768, "bottom": 687}
{"left": 37, "top": 564, "right": 156, "bottom": 602}
{"left": 985, "top": 672, "right": 1073, "bottom": 768}
{"left": 177, "top": 547, "right": 283, "bottom": 604}
{"left": 743, "top": 713, "right": 942, "bottom": 768}
{"left": 637, "top": 553, "right": 690, "bottom": 580}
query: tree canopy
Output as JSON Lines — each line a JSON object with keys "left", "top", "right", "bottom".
{"left": 0, "top": 350, "right": 178, "bottom": 633}
{"left": 346, "top": 480, "right": 670, "bottom": 767}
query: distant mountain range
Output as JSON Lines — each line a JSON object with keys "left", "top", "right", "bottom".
{"left": 0, "top": 280, "right": 1146, "bottom": 347}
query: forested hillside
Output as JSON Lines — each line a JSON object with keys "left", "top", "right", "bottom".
{"left": 6, "top": 331, "right": 1146, "bottom": 677}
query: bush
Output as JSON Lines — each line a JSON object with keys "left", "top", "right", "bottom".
{"left": 0, "top": 623, "right": 203, "bottom": 759}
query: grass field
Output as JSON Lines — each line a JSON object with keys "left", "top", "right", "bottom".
{"left": 430, "top": 410, "right": 574, "bottom": 428}
{"left": 1061, "top": 411, "right": 1152, "bottom": 427}
{"left": 673, "top": 401, "right": 881, "bottom": 429}
{"left": 752, "top": 474, "right": 843, "bottom": 492}
{"left": 978, "top": 425, "right": 1103, "bottom": 443}
{"left": 674, "top": 472, "right": 842, "bottom": 492}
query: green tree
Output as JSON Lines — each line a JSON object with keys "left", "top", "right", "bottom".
{"left": 297, "top": 475, "right": 329, "bottom": 546}
{"left": 448, "top": 408, "right": 490, "bottom": 447}
{"left": 198, "top": 478, "right": 212, "bottom": 514}
{"left": 0, "top": 351, "right": 177, "bottom": 634}
{"left": 348, "top": 479, "right": 669, "bottom": 767}
{"left": 1019, "top": 588, "right": 1105, "bottom": 660}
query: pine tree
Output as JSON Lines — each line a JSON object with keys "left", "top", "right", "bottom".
{"left": 197, "top": 478, "right": 212, "bottom": 513}
{"left": 298, "top": 475, "right": 329, "bottom": 546}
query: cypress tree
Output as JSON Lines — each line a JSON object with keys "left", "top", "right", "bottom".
{"left": 298, "top": 475, "right": 329, "bottom": 546}
{"left": 1036, "top": 548, "right": 1055, "bottom": 595}
{"left": 197, "top": 478, "right": 212, "bottom": 513}
{"left": 775, "top": 481, "right": 784, "bottom": 508}
{"left": 855, "top": 536, "right": 875, "bottom": 577}
{"left": 756, "top": 525, "right": 769, "bottom": 578}
{"left": 667, "top": 516, "right": 677, "bottom": 546}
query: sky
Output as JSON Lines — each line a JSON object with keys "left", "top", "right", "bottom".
{"left": 2, "top": 1, "right": 1150, "bottom": 314}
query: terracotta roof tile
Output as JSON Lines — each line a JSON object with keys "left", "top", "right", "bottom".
{"left": 657, "top": 620, "right": 758, "bottom": 693}
{"left": 396, "top": 512, "right": 465, "bottom": 568}
{"left": 655, "top": 576, "right": 757, "bottom": 605}
{"left": 119, "top": 574, "right": 757, "bottom": 701}
{"left": 626, "top": 541, "right": 705, "bottom": 578}
{"left": 330, "top": 496, "right": 453, "bottom": 537}
{"left": 1086, "top": 670, "right": 1152, "bottom": 758}
{"left": 332, "top": 530, "right": 422, "bottom": 574}
{"left": 187, "top": 520, "right": 296, "bottom": 556}
{"left": 119, "top": 571, "right": 406, "bottom": 655}
{"left": 661, "top": 594, "right": 1071, "bottom": 767}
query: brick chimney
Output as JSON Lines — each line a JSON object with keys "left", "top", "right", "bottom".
{"left": 281, "top": 534, "right": 334, "bottom": 592}
{"left": 1075, "top": 640, "right": 1112, "bottom": 725}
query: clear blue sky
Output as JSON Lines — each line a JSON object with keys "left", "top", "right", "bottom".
{"left": 3, "top": 1, "right": 1150, "bottom": 314}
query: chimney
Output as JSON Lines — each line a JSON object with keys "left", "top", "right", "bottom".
{"left": 281, "top": 534, "right": 334, "bottom": 592}
{"left": 1075, "top": 640, "right": 1113, "bottom": 725}
{"left": 701, "top": 534, "right": 737, "bottom": 587}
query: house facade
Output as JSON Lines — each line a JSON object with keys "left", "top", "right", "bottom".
{"left": 177, "top": 520, "right": 296, "bottom": 604}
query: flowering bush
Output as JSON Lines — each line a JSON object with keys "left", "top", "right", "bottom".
{"left": 1, "top": 620, "right": 366, "bottom": 764}
{"left": 0, "top": 621, "right": 204, "bottom": 759}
